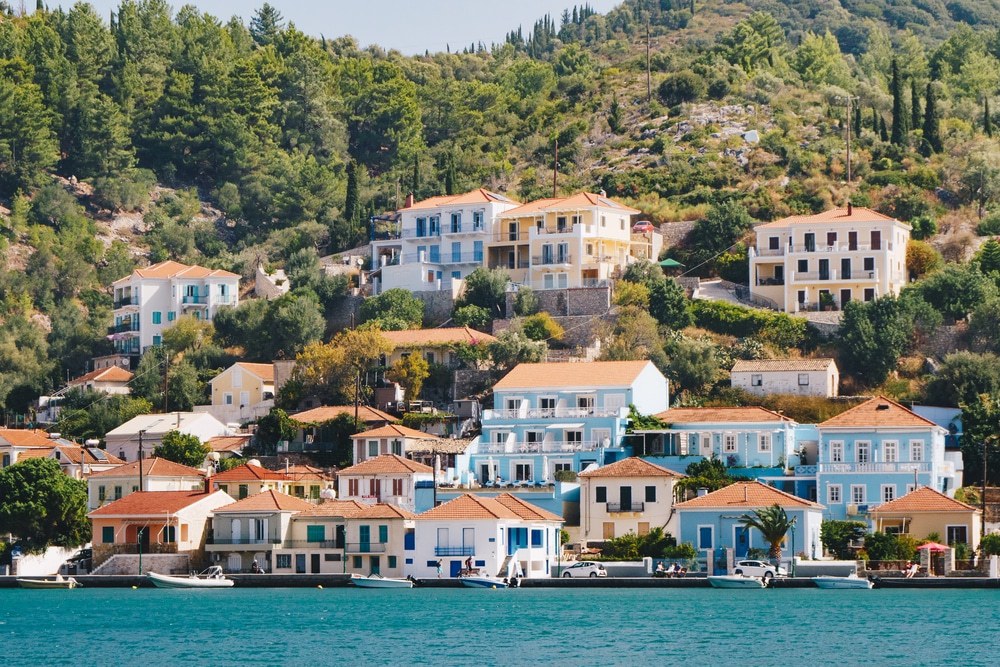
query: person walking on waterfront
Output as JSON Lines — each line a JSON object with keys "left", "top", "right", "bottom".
{"left": 436, "top": 560, "right": 443, "bottom": 578}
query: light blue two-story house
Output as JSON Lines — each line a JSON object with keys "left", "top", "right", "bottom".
{"left": 812, "top": 396, "right": 956, "bottom": 521}
{"left": 467, "top": 360, "right": 669, "bottom": 487}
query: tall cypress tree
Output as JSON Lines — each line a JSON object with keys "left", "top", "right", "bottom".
{"left": 910, "top": 79, "right": 921, "bottom": 131}
{"left": 871, "top": 105, "right": 879, "bottom": 132}
{"left": 986, "top": 98, "right": 994, "bottom": 138}
{"left": 879, "top": 114, "right": 889, "bottom": 142}
{"left": 444, "top": 155, "right": 456, "bottom": 196}
{"left": 344, "top": 160, "right": 359, "bottom": 227}
{"left": 922, "top": 82, "right": 942, "bottom": 156}
{"left": 853, "top": 104, "right": 862, "bottom": 138}
{"left": 411, "top": 155, "right": 420, "bottom": 199}
{"left": 890, "top": 58, "right": 908, "bottom": 145}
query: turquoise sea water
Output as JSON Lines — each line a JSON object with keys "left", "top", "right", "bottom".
{"left": 2, "top": 587, "right": 998, "bottom": 666}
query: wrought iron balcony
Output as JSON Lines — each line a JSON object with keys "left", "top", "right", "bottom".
{"left": 607, "top": 502, "right": 645, "bottom": 513}
{"left": 434, "top": 546, "right": 474, "bottom": 556}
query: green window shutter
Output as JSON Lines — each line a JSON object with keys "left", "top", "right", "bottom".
{"left": 378, "top": 525, "right": 388, "bottom": 543}
{"left": 388, "top": 556, "right": 397, "bottom": 569}
{"left": 352, "top": 556, "right": 362, "bottom": 568}
{"left": 307, "top": 525, "right": 325, "bottom": 543}
{"left": 102, "top": 526, "right": 114, "bottom": 544}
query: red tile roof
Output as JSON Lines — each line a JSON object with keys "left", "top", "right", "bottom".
{"left": 351, "top": 424, "right": 435, "bottom": 440}
{"left": 213, "top": 489, "right": 315, "bottom": 513}
{"left": 289, "top": 405, "right": 397, "bottom": 425}
{"left": 298, "top": 501, "right": 417, "bottom": 520}
{"left": 127, "top": 260, "right": 240, "bottom": 280}
{"left": 871, "top": 487, "right": 980, "bottom": 514}
{"left": 501, "top": 192, "right": 640, "bottom": 216}
{"left": 51, "top": 446, "right": 124, "bottom": 465}
{"left": 406, "top": 189, "right": 518, "bottom": 211}
{"left": 206, "top": 435, "right": 251, "bottom": 453}
{"left": 0, "top": 429, "right": 58, "bottom": 448}
{"left": 578, "top": 457, "right": 683, "bottom": 479}
{"left": 418, "top": 493, "right": 562, "bottom": 521}
{"left": 233, "top": 363, "right": 275, "bottom": 382}
{"left": 818, "top": 396, "right": 938, "bottom": 429}
{"left": 380, "top": 327, "right": 496, "bottom": 347}
{"left": 210, "top": 463, "right": 287, "bottom": 483}
{"left": 68, "top": 366, "right": 133, "bottom": 385}
{"left": 653, "top": 406, "right": 793, "bottom": 424}
{"left": 338, "top": 454, "right": 433, "bottom": 475}
{"left": 674, "top": 481, "right": 824, "bottom": 510}
{"left": 87, "top": 457, "right": 205, "bottom": 479}
{"left": 494, "top": 360, "right": 654, "bottom": 390}
{"left": 731, "top": 358, "right": 836, "bottom": 373}
{"left": 89, "top": 490, "right": 219, "bottom": 516}
{"left": 755, "top": 207, "right": 899, "bottom": 229}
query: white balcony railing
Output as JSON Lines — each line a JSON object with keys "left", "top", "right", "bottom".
{"left": 818, "top": 462, "right": 931, "bottom": 474}
{"left": 484, "top": 406, "right": 624, "bottom": 420}
{"left": 792, "top": 270, "right": 878, "bottom": 282}
{"left": 752, "top": 243, "right": 893, "bottom": 257}
{"left": 478, "top": 440, "right": 609, "bottom": 454}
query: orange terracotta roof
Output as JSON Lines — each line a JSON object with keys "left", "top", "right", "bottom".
{"left": 731, "top": 358, "right": 836, "bottom": 373}
{"left": 0, "top": 429, "right": 59, "bottom": 448}
{"left": 351, "top": 424, "right": 436, "bottom": 440}
{"left": 418, "top": 493, "right": 562, "bottom": 521}
{"left": 380, "top": 327, "right": 496, "bottom": 348}
{"left": 284, "top": 465, "right": 333, "bottom": 482}
{"left": 494, "top": 360, "right": 654, "bottom": 390}
{"left": 674, "top": 481, "right": 824, "bottom": 510}
{"left": 210, "top": 463, "right": 287, "bottom": 483}
{"left": 206, "top": 435, "right": 251, "bottom": 453}
{"left": 234, "top": 363, "right": 275, "bottom": 382}
{"left": 871, "top": 487, "right": 980, "bottom": 514}
{"left": 68, "top": 366, "right": 133, "bottom": 385}
{"left": 755, "top": 207, "right": 900, "bottom": 229}
{"left": 578, "top": 457, "right": 684, "bottom": 479}
{"left": 214, "top": 489, "right": 314, "bottom": 513}
{"left": 297, "top": 500, "right": 417, "bottom": 520}
{"left": 338, "top": 454, "right": 433, "bottom": 475}
{"left": 819, "top": 396, "right": 938, "bottom": 429}
{"left": 128, "top": 260, "right": 240, "bottom": 280}
{"left": 51, "top": 446, "right": 124, "bottom": 465}
{"left": 653, "top": 406, "right": 794, "bottom": 424}
{"left": 88, "top": 457, "right": 205, "bottom": 479}
{"left": 15, "top": 448, "right": 56, "bottom": 460}
{"left": 289, "top": 405, "right": 397, "bottom": 425}
{"left": 406, "top": 189, "right": 518, "bottom": 211}
{"left": 501, "top": 192, "right": 640, "bottom": 217}
{"left": 89, "top": 490, "right": 218, "bottom": 516}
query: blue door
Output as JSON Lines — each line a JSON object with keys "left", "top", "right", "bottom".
{"left": 450, "top": 560, "right": 462, "bottom": 577}
{"left": 735, "top": 526, "right": 750, "bottom": 558}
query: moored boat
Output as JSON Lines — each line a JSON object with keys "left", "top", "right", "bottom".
{"left": 148, "top": 565, "right": 234, "bottom": 589}
{"left": 813, "top": 574, "right": 874, "bottom": 590}
{"left": 707, "top": 574, "right": 766, "bottom": 589}
{"left": 17, "top": 574, "right": 80, "bottom": 589}
{"left": 460, "top": 575, "right": 509, "bottom": 589}
{"left": 352, "top": 573, "right": 414, "bottom": 589}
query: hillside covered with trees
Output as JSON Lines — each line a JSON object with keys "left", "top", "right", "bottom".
{"left": 4, "top": 0, "right": 1000, "bottom": 481}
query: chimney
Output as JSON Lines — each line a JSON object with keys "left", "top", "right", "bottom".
{"left": 697, "top": 487, "right": 709, "bottom": 497}
{"left": 847, "top": 201, "right": 853, "bottom": 216}
{"left": 404, "top": 192, "right": 414, "bottom": 208}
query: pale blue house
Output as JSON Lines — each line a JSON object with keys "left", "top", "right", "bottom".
{"left": 812, "top": 396, "right": 956, "bottom": 521}
{"left": 675, "top": 481, "right": 824, "bottom": 568}
{"left": 468, "top": 360, "right": 669, "bottom": 488}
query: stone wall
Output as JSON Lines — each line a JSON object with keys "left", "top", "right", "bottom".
{"left": 453, "top": 369, "right": 494, "bottom": 401}
{"left": 924, "top": 324, "right": 967, "bottom": 359}
{"left": 91, "top": 553, "right": 191, "bottom": 575}
{"left": 414, "top": 290, "right": 459, "bottom": 327}
{"left": 505, "top": 285, "right": 611, "bottom": 318}
{"left": 658, "top": 220, "right": 697, "bottom": 249}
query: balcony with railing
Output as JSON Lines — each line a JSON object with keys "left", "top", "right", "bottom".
{"left": 753, "top": 243, "right": 894, "bottom": 257}
{"left": 113, "top": 295, "right": 139, "bottom": 309}
{"left": 792, "top": 269, "right": 877, "bottom": 283}
{"left": 283, "top": 540, "right": 343, "bottom": 549}
{"left": 206, "top": 537, "right": 282, "bottom": 548}
{"left": 485, "top": 406, "right": 624, "bottom": 420}
{"left": 107, "top": 321, "right": 140, "bottom": 335}
{"left": 532, "top": 254, "right": 572, "bottom": 266}
{"left": 818, "top": 462, "right": 931, "bottom": 474}
{"left": 435, "top": 546, "right": 474, "bottom": 556}
{"left": 345, "top": 542, "right": 387, "bottom": 553}
{"left": 400, "top": 252, "right": 484, "bottom": 265}
{"left": 181, "top": 294, "right": 209, "bottom": 306}
{"left": 478, "top": 440, "right": 605, "bottom": 454}
{"left": 492, "top": 229, "right": 531, "bottom": 243}
{"left": 607, "top": 502, "right": 645, "bottom": 513}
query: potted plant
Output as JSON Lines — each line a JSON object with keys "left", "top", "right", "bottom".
{"left": 819, "top": 292, "right": 835, "bottom": 311}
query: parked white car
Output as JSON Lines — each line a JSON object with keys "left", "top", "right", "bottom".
{"left": 732, "top": 559, "right": 787, "bottom": 580}
{"left": 561, "top": 561, "right": 608, "bottom": 578}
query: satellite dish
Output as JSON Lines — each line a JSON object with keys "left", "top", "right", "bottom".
{"left": 320, "top": 487, "right": 336, "bottom": 500}
{"left": 247, "top": 458, "right": 261, "bottom": 467}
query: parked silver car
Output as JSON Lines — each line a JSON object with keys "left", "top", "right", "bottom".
{"left": 732, "top": 559, "right": 787, "bottom": 580}
{"left": 561, "top": 561, "right": 608, "bottom": 578}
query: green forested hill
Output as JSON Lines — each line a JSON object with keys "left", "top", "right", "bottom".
{"left": 3, "top": 0, "right": 1000, "bottom": 419}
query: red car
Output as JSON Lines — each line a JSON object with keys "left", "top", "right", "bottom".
{"left": 632, "top": 221, "right": 655, "bottom": 233}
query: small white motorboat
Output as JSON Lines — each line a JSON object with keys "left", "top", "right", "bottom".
{"left": 707, "top": 574, "right": 766, "bottom": 589}
{"left": 352, "top": 573, "right": 414, "bottom": 589}
{"left": 813, "top": 574, "right": 874, "bottom": 590}
{"left": 460, "top": 575, "right": 509, "bottom": 589}
{"left": 17, "top": 574, "right": 80, "bottom": 589}
{"left": 148, "top": 565, "right": 234, "bottom": 589}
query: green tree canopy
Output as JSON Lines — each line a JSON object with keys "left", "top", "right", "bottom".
{"left": 360, "top": 288, "right": 424, "bottom": 330}
{"left": 740, "top": 504, "right": 797, "bottom": 563}
{"left": 0, "top": 458, "right": 89, "bottom": 551}
{"left": 153, "top": 430, "right": 210, "bottom": 468}
{"left": 458, "top": 268, "right": 509, "bottom": 319}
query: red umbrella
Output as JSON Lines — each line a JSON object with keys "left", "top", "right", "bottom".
{"left": 917, "top": 542, "right": 949, "bottom": 552}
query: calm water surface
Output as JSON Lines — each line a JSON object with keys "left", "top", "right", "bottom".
{"left": 2, "top": 587, "right": 997, "bottom": 666}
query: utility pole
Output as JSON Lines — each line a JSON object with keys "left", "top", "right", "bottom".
{"left": 138, "top": 429, "right": 146, "bottom": 491}
{"left": 646, "top": 22, "right": 651, "bottom": 103}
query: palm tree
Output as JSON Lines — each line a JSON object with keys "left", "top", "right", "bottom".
{"left": 739, "top": 504, "right": 796, "bottom": 565}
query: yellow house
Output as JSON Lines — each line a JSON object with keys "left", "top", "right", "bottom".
{"left": 203, "top": 362, "right": 275, "bottom": 423}
{"left": 749, "top": 205, "right": 910, "bottom": 313}
{"left": 487, "top": 192, "right": 643, "bottom": 289}
{"left": 272, "top": 500, "right": 416, "bottom": 576}
{"left": 870, "top": 486, "right": 982, "bottom": 550}
{"left": 210, "top": 462, "right": 291, "bottom": 500}
{"left": 381, "top": 327, "right": 497, "bottom": 368}
{"left": 207, "top": 490, "right": 315, "bottom": 573}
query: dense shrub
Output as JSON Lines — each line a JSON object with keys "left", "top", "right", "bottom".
{"left": 690, "top": 300, "right": 807, "bottom": 349}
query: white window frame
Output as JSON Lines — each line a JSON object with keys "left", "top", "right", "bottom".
{"left": 827, "top": 484, "right": 842, "bottom": 504}
{"left": 883, "top": 440, "right": 898, "bottom": 463}
{"left": 851, "top": 485, "right": 866, "bottom": 504}
{"left": 881, "top": 484, "right": 896, "bottom": 503}
{"left": 906, "top": 484, "right": 916, "bottom": 494}
{"left": 830, "top": 441, "right": 843, "bottom": 463}
{"left": 697, "top": 524, "right": 714, "bottom": 550}
{"left": 367, "top": 440, "right": 380, "bottom": 457}
{"left": 751, "top": 374, "right": 763, "bottom": 387}
{"left": 223, "top": 393, "right": 233, "bottom": 406}
{"left": 511, "top": 460, "right": 533, "bottom": 482}
{"left": 723, "top": 434, "right": 737, "bottom": 453}
{"left": 701, "top": 434, "right": 712, "bottom": 455}
{"left": 856, "top": 441, "right": 870, "bottom": 464}
{"left": 757, "top": 433, "right": 772, "bottom": 453}
{"left": 910, "top": 440, "right": 924, "bottom": 462}
{"left": 798, "top": 373, "right": 810, "bottom": 386}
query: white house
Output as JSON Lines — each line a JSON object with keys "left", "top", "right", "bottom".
{"left": 748, "top": 205, "right": 910, "bottom": 313}
{"left": 408, "top": 493, "right": 563, "bottom": 579}
{"left": 109, "top": 260, "right": 240, "bottom": 359}
{"left": 730, "top": 358, "right": 839, "bottom": 397}
{"left": 577, "top": 457, "right": 684, "bottom": 544}
{"left": 104, "top": 412, "right": 229, "bottom": 462}
{"left": 86, "top": 457, "right": 205, "bottom": 511}
{"left": 336, "top": 454, "right": 433, "bottom": 512}
{"left": 19, "top": 444, "right": 124, "bottom": 480}
{"left": 65, "top": 366, "right": 133, "bottom": 395}
{"left": 207, "top": 490, "right": 316, "bottom": 573}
